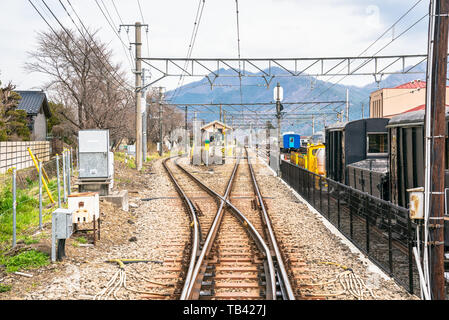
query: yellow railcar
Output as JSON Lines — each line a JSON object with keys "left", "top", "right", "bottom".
{"left": 293, "top": 143, "right": 325, "bottom": 176}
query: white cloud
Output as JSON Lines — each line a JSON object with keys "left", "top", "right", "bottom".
{"left": 0, "top": 0, "right": 429, "bottom": 91}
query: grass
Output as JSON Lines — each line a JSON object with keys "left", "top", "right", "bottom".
{"left": 72, "top": 236, "right": 88, "bottom": 247}
{"left": 0, "top": 284, "right": 11, "bottom": 293}
{"left": 0, "top": 249, "right": 50, "bottom": 273}
{"left": 0, "top": 171, "right": 61, "bottom": 249}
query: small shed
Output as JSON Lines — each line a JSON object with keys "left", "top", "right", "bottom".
{"left": 201, "top": 120, "right": 233, "bottom": 134}
{"left": 16, "top": 90, "right": 51, "bottom": 141}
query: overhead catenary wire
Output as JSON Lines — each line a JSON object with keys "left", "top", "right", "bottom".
{"left": 287, "top": 0, "right": 429, "bottom": 116}
{"left": 169, "top": 0, "right": 206, "bottom": 103}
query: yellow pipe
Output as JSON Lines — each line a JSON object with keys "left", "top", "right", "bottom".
{"left": 35, "top": 154, "right": 50, "bottom": 183}
{"left": 27, "top": 147, "right": 55, "bottom": 204}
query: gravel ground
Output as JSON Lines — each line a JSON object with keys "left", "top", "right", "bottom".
{"left": 252, "top": 155, "right": 418, "bottom": 300}
{"left": 0, "top": 158, "right": 189, "bottom": 300}
{"left": 0, "top": 153, "right": 419, "bottom": 300}
{"left": 178, "top": 152, "right": 418, "bottom": 300}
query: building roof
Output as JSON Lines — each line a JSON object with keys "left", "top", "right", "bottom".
{"left": 15, "top": 90, "right": 51, "bottom": 117}
{"left": 393, "top": 79, "right": 427, "bottom": 89}
{"left": 201, "top": 120, "right": 233, "bottom": 131}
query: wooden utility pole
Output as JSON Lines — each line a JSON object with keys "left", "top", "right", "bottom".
{"left": 426, "top": 0, "right": 448, "bottom": 300}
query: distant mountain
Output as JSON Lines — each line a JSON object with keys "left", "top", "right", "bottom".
{"left": 166, "top": 62, "right": 428, "bottom": 135}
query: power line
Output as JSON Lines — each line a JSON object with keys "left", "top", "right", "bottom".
{"left": 94, "top": 0, "right": 135, "bottom": 67}
{"left": 62, "top": 0, "right": 133, "bottom": 90}
{"left": 169, "top": 0, "right": 206, "bottom": 103}
{"left": 235, "top": 0, "right": 243, "bottom": 105}
{"left": 288, "top": 1, "right": 428, "bottom": 115}
{"left": 136, "top": 0, "right": 150, "bottom": 58}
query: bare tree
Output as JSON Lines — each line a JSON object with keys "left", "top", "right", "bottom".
{"left": 25, "top": 28, "right": 135, "bottom": 145}
{"left": 145, "top": 89, "right": 184, "bottom": 151}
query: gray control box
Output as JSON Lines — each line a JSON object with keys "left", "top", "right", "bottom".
{"left": 51, "top": 208, "right": 74, "bottom": 262}
{"left": 53, "top": 208, "right": 73, "bottom": 239}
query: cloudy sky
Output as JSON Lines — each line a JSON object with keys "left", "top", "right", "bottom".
{"left": 0, "top": 0, "right": 430, "bottom": 91}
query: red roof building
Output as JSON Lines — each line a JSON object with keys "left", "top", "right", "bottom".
{"left": 369, "top": 80, "right": 449, "bottom": 118}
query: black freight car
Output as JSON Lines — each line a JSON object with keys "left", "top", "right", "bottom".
{"left": 325, "top": 118, "right": 390, "bottom": 198}
{"left": 387, "top": 108, "right": 449, "bottom": 245}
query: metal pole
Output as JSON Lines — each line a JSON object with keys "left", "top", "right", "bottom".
{"left": 62, "top": 151, "right": 67, "bottom": 203}
{"left": 66, "top": 150, "right": 71, "bottom": 196}
{"left": 142, "top": 68, "right": 147, "bottom": 163}
{"left": 39, "top": 160, "right": 43, "bottom": 230}
{"left": 159, "top": 87, "right": 163, "bottom": 156}
{"left": 56, "top": 154, "right": 61, "bottom": 208}
{"left": 346, "top": 89, "right": 349, "bottom": 122}
{"left": 135, "top": 22, "right": 143, "bottom": 170}
{"left": 12, "top": 167, "right": 16, "bottom": 248}
{"left": 185, "top": 106, "right": 188, "bottom": 153}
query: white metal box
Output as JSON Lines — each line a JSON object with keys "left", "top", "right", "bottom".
{"left": 68, "top": 192, "right": 100, "bottom": 224}
{"left": 408, "top": 187, "right": 424, "bottom": 220}
{"left": 78, "top": 130, "right": 110, "bottom": 179}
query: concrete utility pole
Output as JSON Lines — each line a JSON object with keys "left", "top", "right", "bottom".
{"left": 142, "top": 68, "right": 148, "bottom": 164}
{"left": 425, "top": 0, "right": 448, "bottom": 300}
{"left": 185, "top": 106, "right": 188, "bottom": 153}
{"left": 158, "top": 87, "right": 164, "bottom": 156}
{"left": 135, "top": 22, "right": 142, "bottom": 170}
{"left": 120, "top": 22, "right": 148, "bottom": 170}
{"left": 346, "top": 88, "right": 349, "bottom": 122}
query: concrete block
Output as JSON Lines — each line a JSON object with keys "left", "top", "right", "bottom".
{"left": 101, "top": 190, "right": 129, "bottom": 211}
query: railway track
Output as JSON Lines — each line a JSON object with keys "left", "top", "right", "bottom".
{"left": 161, "top": 148, "right": 295, "bottom": 300}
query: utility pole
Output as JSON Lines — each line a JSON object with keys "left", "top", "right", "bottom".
{"left": 158, "top": 87, "right": 164, "bottom": 156}
{"left": 185, "top": 106, "right": 188, "bottom": 153}
{"left": 120, "top": 22, "right": 148, "bottom": 171}
{"left": 142, "top": 68, "right": 148, "bottom": 164}
{"left": 312, "top": 115, "right": 315, "bottom": 135}
{"left": 361, "top": 103, "right": 365, "bottom": 119}
{"left": 424, "top": 0, "right": 448, "bottom": 300}
{"left": 135, "top": 22, "right": 142, "bottom": 170}
{"left": 346, "top": 88, "right": 349, "bottom": 122}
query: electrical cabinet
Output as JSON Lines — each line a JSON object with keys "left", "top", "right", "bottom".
{"left": 52, "top": 208, "right": 73, "bottom": 239}
{"left": 78, "top": 130, "right": 110, "bottom": 179}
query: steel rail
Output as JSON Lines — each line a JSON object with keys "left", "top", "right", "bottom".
{"left": 175, "top": 154, "right": 278, "bottom": 300}
{"left": 246, "top": 147, "right": 296, "bottom": 300}
{"left": 161, "top": 157, "right": 201, "bottom": 299}
{"left": 180, "top": 154, "right": 242, "bottom": 299}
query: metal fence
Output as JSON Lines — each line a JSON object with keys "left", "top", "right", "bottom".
{"left": 0, "top": 141, "right": 50, "bottom": 174}
{"left": 1, "top": 149, "right": 74, "bottom": 249}
{"left": 280, "top": 160, "right": 419, "bottom": 294}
